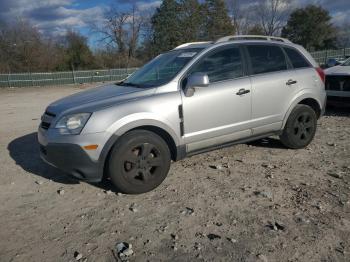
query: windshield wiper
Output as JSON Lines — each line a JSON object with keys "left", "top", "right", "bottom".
{"left": 117, "top": 82, "right": 143, "bottom": 88}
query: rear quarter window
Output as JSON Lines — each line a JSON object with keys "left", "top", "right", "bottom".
{"left": 284, "top": 47, "right": 311, "bottom": 69}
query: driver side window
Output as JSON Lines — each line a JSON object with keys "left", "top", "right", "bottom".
{"left": 188, "top": 46, "right": 244, "bottom": 83}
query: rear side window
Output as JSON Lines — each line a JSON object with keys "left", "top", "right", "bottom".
{"left": 284, "top": 47, "right": 311, "bottom": 68}
{"left": 189, "top": 46, "right": 244, "bottom": 83}
{"left": 247, "top": 45, "right": 287, "bottom": 74}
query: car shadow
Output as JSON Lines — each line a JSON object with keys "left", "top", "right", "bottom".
{"left": 7, "top": 132, "right": 79, "bottom": 184}
{"left": 7, "top": 132, "right": 135, "bottom": 193}
{"left": 8, "top": 105, "right": 347, "bottom": 191}
{"left": 247, "top": 137, "right": 287, "bottom": 149}
{"left": 249, "top": 106, "right": 349, "bottom": 149}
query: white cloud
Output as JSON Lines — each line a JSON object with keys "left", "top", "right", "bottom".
{"left": 137, "top": 1, "right": 161, "bottom": 11}
{"left": 331, "top": 11, "right": 349, "bottom": 25}
{"left": 233, "top": 0, "right": 350, "bottom": 24}
{"left": 0, "top": 0, "right": 105, "bottom": 36}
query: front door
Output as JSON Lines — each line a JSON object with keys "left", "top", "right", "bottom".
{"left": 180, "top": 45, "right": 252, "bottom": 152}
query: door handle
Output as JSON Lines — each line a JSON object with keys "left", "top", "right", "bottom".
{"left": 236, "top": 88, "right": 250, "bottom": 95}
{"left": 286, "top": 79, "right": 297, "bottom": 85}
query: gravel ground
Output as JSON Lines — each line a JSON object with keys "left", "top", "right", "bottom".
{"left": 0, "top": 84, "right": 349, "bottom": 262}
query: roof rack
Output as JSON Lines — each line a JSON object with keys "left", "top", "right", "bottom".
{"left": 216, "top": 35, "right": 292, "bottom": 44}
{"left": 174, "top": 41, "right": 212, "bottom": 49}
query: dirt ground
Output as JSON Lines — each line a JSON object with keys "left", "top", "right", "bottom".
{"left": 0, "top": 84, "right": 349, "bottom": 262}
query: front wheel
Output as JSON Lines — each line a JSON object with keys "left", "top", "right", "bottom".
{"left": 108, "top": 130, "right": 171, "bottom": 194}
{"left": 280, "top": 104, "right": 317, "bottom": 149}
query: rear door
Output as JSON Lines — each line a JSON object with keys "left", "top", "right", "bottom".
{"left": 245, "top": 44, "right": 298, "bottom": 134}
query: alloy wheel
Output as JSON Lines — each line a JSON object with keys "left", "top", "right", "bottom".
{"left": 122, "top": 143, "right": 163, "bottom": 183}
{"left": 293, "top": 112, "right": 315, "bottom": 141}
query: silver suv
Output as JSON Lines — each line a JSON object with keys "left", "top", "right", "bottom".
{"left": 38, "top": 35, "right": 326, "bottom": 194}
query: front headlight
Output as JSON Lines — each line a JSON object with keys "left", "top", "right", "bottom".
{"left": 55, "top": 113, "right": 91, "bottom": 135}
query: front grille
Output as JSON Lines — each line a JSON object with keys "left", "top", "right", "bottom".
{"left": 326, "top": 75, "right": 350, "bottom": 91}
{"left": 40, "top": 111, "right": 56, "bottom": 130}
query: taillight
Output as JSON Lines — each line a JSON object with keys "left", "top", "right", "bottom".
{"left": 315, "top": 67, "right": 325, "bottom": 84}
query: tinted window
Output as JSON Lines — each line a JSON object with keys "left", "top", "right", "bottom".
{"left": 189, "top": 46, "right": 244, "bottom": 83}
{"left": 247, "top": 45, "right": 287, "bottom": 74}
{"left": 284, "top": 47, "right": 310, "bottom": 68}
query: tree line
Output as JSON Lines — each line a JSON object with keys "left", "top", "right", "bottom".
{"left": 0, "top": 0, "right": 348, "bottom": 73}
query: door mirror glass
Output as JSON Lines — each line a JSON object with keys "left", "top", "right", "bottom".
{"left": 184, "top": 72, "right": 209, "bottom": 97}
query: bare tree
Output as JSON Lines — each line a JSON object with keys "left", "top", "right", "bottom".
{"left": 257, "top": 0, "right": 292, "bottom": 36}
{"left": 93, "top": 3, "right": 147, "bottom": 59}
{"left": 128, "top": 4, "right": 145, "bottom": 58}
{"left": 99, "top": 8, "right": 129, "bottom": 53}
{"left": 0, "top": 19, "right": 54, "bottom": 73}
{"left": 226, "top": 0, "right": 251, "bottom": 35}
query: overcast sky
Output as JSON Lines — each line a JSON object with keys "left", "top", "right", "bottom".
{"left": 0, "top": 0, "right": 349, "bottom": 46}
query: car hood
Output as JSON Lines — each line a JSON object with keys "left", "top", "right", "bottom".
{"left": 325, "top": 65, "right": 350, "bottom": 75}
{"left": 46, "top": 83, "right": 156, "bottom": 115}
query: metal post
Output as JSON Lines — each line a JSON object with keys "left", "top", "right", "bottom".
{"left": 30, "top": 71, "right": 34, "bottom": 86}
{"left": 7, "top": 72, "right": 11, "bottom": 88}
{"left": 71, "top": 64, "right": 76, "bottom": 84}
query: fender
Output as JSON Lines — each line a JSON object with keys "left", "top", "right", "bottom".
{"left": 282, "top": 90, "right": 324, "bottom": 129}
{"left": 95, "top": 113, "right": 182, "bottom": 181}
{"left": 105, "top": 112, "right": 181, "bottom": 146}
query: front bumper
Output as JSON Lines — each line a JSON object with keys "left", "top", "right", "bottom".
{"left": 40, "top": 143, "right": 101, "bottom": 181}
{"left": 38, "top": 128, "right": 113, "bottom": 182}
{"left": 325, "top": 74, "right": 350, "bottom": 107}
{"left": 327, "top": 95, "right": 350, "bottom": 107}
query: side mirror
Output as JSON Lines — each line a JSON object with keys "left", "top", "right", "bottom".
{"left": 184, "top": 72, "right": 209, "bottom": 97}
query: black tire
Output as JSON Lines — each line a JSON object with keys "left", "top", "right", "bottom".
{"left": 280, "top": 104, "right": 317, "bottom": 149}
{"left": 108, "top": 130, "right": 171, "bottom": 194}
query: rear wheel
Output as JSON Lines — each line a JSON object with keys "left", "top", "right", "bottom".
{"left": 108, "top": 130, "right": 171, "bottom": 194}
{"left": 280, "top": 104, "right": 317, "bottom": 149}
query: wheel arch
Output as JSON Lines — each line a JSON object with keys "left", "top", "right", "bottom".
{"left": 128, "top": 125, "right": 179, "bottom": 161}
{"left": 298, "top": 98, "right": 321, "bottom": 118}
{"left": 98, "top": 119, "right": 183, "bottom": 180}
{"left": 282, "top": 94, "right": 322, "bottom": 129}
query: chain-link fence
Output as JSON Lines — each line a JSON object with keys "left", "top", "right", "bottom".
{"left": 1, "top": 47, "right": 350, "bottom": 88}
{"left": 0, "top": 68, "right": 138, "bottom": 88}
{"left": 311, "top": 47, "right": 350, "bottom": 65}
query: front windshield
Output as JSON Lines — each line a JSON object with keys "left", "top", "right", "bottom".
{"left": 342, "top": 58, "right": 350, "bottom": 66}
{"left": 121, "top": 48, "right": 204, "bottom": 88}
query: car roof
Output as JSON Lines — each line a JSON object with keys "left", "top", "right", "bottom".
{"left": 174, "top": 35, "right": 295, "bottom": 50}
{"left": 173, "top": 35, "right": 318, "bottom": 67}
